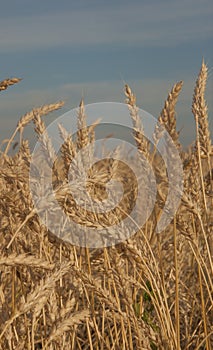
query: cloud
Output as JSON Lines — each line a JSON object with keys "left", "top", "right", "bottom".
{"left": 0, "top": 0, "right": 212, "bottom": 52}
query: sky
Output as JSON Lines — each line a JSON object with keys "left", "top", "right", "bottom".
{"left": 0, "top": 0, "right": 212, "bottom": 148}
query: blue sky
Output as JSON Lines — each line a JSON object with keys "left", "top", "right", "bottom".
{"left": 0, "top": 0, "right": 212, "bottom": 147}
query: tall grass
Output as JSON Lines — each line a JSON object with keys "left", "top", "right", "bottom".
{"left": 0, "top": 62, "right": 212, "bottom": 349}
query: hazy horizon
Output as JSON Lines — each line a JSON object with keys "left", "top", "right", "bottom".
{"left": 0, "top": 0, "right": 212, "bottom": 148}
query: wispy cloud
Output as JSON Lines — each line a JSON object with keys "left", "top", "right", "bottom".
{"left": 0, "top": 0, "right": 212, "bottom": 52}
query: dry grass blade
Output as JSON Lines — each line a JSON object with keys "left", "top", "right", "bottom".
{"left": 77, "top": 98, "right": 90, "bottom": 149}
{"left": 192, "top": 60, "right": 212, "bottom": 158}
{"left": 19, "top": 100, "right": 64, "bottom": 131}
{"left": 124, "top": 84, "right": 150, "bottom": 158}
{"left": 0, "top": 78, "right": 21, "bottom": 91}
{"left": 4, "top": 101, "right": 64, "bottom": 155}
{"left": 44, "top": 309, "right": 90, "bottom": 349}
{"left": 0, "top": 254, "right": 54, "bottom": 270}
{"left": 153, "top": 81, "right": 183, "bottom": 147}
{"left": 0, "top": 262, "right": 73, "bottom": 340}
{"left": 58, "top": 123, "right": 77, "bottom": 173}
{"left": 192, "top": 61, "right": 212, "bottom": 234}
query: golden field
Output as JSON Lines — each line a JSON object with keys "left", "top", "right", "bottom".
{"left": 0, "top": 62, "right": 212, "bottom": 349}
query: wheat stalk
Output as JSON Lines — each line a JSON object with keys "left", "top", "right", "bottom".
{"left": 0, "top": 78, "right": 21, "bottom": 91}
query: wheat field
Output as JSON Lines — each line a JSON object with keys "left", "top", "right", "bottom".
{"left": 0, "top": 62, "right": 212, "bottom": 349}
